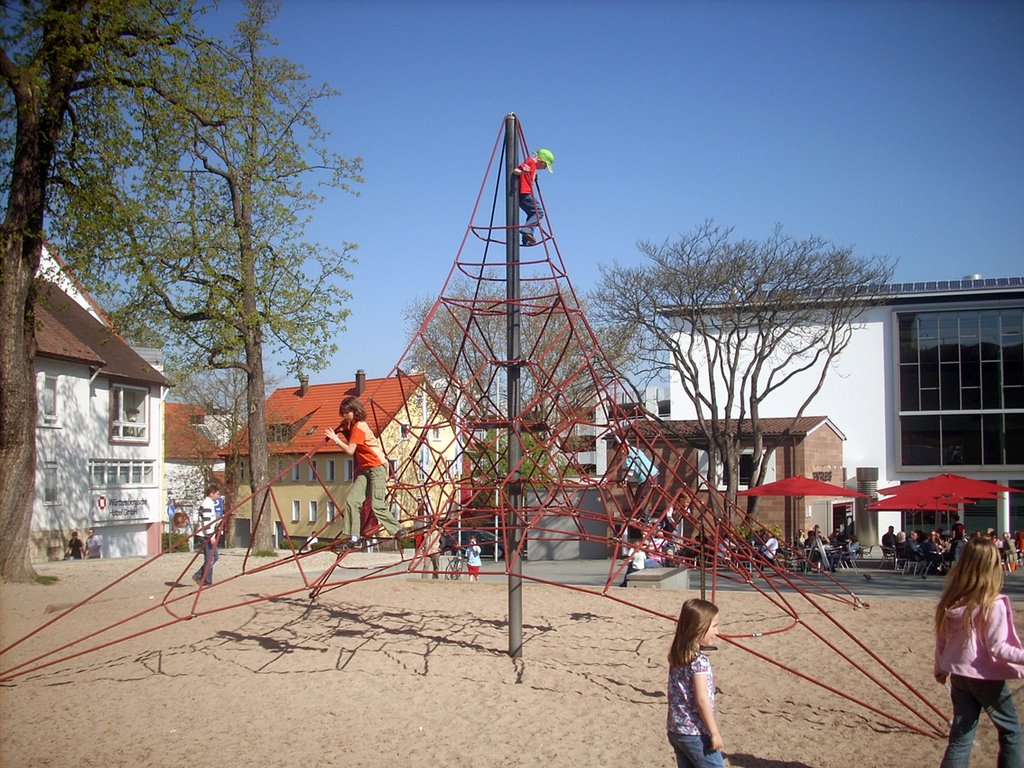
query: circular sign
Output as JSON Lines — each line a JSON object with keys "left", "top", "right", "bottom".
{"left": 172, "top": 511, "right": 190, "bottom": 528}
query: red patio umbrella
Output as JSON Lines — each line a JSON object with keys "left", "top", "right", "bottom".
{"left": 867, "top": 494, "right": 971, "bottom": 512}
{"left": 870, "top": 491, "right": 976, "bottom": 532}
{"left": 738, "top": 476, "right": 868, "bottom": 498}
{"left": 879, "top": 473, "right": 1020, "bottom": 499}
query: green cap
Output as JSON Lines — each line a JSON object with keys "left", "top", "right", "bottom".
{"left": 535, "top": 148, "right": 554, "bottom": 172}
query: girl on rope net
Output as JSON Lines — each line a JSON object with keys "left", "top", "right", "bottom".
{"left": 933, "top": 536, "right": 1024, "bottom": 768}
{"left": 324, "top": 396, "right": 403, "bottom": 549}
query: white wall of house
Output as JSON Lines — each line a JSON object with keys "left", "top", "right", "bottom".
{"left": 668, "top": 310, "right": 889, "bottom": 480}
{"left": 33, "top": 359, "right": 166, "bottom": 561}
{"left": 668, "top": 294, "right": 1022, "bottom": 492}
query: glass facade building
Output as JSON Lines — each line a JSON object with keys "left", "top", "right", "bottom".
{"left": 898, "top": 307, "right": 1024, "bottom": 467}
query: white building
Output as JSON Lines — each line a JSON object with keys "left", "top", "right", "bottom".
{"left": 668, "top": 277, "right": 1024, "bottom": 536}
{"left": 32, "top": 256, "right": 169, "bottom": 561}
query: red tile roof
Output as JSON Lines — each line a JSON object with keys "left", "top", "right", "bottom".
{"left": 164, "top": 402, "right": 221, "bottom": 460}
{"left": 255, "top": 372, "right": 427, "bottom": 455}
{"left": 35, "top": 302, "right": 106, "bottom": 366}
{"left": 34, "top": 282, "right": 168, "bottom": 386}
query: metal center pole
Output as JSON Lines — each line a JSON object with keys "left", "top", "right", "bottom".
{"left": 504, "top": 113, "right": 523, "bottom": 658}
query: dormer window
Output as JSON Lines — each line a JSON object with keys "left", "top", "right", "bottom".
{"left": 267, "top": 423, "right": 293, "bottom": 442}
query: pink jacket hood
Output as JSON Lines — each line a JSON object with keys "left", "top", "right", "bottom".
{"left": 934, "top": 595, "right": 1024, "bottom": 680}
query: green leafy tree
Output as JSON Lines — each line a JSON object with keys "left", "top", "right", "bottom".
{"left": 52, "top": 0, "right": 363, "bottom": 552}
{"left": 0, "top": 0, "right": 198, "bottom": 581}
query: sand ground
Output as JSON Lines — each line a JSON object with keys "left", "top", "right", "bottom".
{"left": 1, "top": 551, "right": 1021, "bottom": 768}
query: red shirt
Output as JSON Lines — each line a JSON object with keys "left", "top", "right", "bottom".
{"left": 516, "top": 157, "right": 539, "bottom": 195}
{"left": 346, "top": 421, "right": 385, "bottom": 470}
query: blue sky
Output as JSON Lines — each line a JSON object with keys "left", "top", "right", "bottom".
{"left": 212, "top": 0, "right": 1024, "bottom": 386}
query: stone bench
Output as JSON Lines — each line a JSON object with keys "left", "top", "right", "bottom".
{"left": 626, "top": 566, "right": 691, "bottom": 589}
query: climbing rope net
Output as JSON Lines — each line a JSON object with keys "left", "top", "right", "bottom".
{"left": 1, "top": 117, "right": 949, "bottom": 739}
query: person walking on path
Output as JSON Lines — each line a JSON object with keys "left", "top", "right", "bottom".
{"left": 666, "top": 598, "right": 726, "bottom": 768}
{"left": 511, "top": 148, "right": 554, "bottom": 247}
{"left": 325, "top": 396, "right": 402, "bottom": 549}
{"left": 65, "top": 530, "right": 84, "bottom": 560}
{"left": 85, "top": 528, "right": 103, "bottom": 559}
{"left": 934, "top": 536, "right": 1024, "bottom": 768}
{"left": 192, "top": 483, "right": 221, "bottom": 587}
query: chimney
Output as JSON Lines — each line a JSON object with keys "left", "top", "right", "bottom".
{"left": 355, "top": 369, "right": 366, "bottom": 396}
{"left": 298, "top": 374, "right": 309, "bottom": 397}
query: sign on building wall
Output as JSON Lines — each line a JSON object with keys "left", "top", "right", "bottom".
{"left": 94, "top": 494, "right": 156, "bottom": 523}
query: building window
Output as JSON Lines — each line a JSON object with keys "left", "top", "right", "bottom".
{"left": 897, "top": 308, "right": 1024, "bottom": 466}
{"left": 326, "top": 459, "right": 335, "bottom": 482}
{"left": 291, "top": 500, "right": 300, "bottom": 523}
{"left": 343, "top": 458, "right": 354, "bottom": 482}
{"left": 309, "top": 499, "right": 318, "bottom": 523}
{"left": 430, "top": 427, "right": 441, "bottom": 441}
{"left": 389, "top": 458, "right": 399, "bottom": 477}
{"left": 308, "top": 460, "right": 317, "bottom": 482}
{"left": 238, "top": 461, "right": 247, "bottom": 483}
{"left": 110, "top": 384, "right": 148, "bottom": 442}
{"left": 326, "top": 500, "right": 335, "bottom": 522}
{"left": 738, "top": 453, "right": 754, "bottom": 487}
{"left": 43, "top": 462, "right": 58, "bottom": 504}
{"left": 400, "top": 424, "right": 411, "bottom": 440}
{"left": 40, "top": 375, "right": 58, "bottom": 425}
{"left": 291, "top": 463, "right": 300, "bottom": 482}
{"left": 89, "top": 459, "right": 155, "bottom": 487}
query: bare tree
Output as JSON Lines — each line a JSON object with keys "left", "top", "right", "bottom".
{"left": 592, "top": 221, "right": 895, "bottom": 511}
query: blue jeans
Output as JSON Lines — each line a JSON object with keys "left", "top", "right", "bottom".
{"left": 667, "top": 732, "right": 726, "bottom": 768}
{"left": 518, "top": 194, "right": 544, "bottom": 236}
{"left": 193, "top": 537, "right": 217, "bottom": 586}
{"left": 940, "top": 675, "right": 1022, "bottom": 768}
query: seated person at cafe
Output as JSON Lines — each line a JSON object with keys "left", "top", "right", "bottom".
{"left": 837, "top": 535, "right": 863, "bottom": 569}
{"left": 804, "top": 528, "right": 829, "bottom": 571}
{"left": 755, "top": 532, "right": 779, "bottom": 561}
{"left": 644, "top": 533, "right": 666, "bottom": 569}
{"left": 919, "top": 531, "right": 944, "bottom": 572}
{"left": 881, "top": 525, "right": 897, "bottom": 550}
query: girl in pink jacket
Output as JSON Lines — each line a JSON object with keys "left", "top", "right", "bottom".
{"left": 933, "top": 537, "right": 1024, "bottom": 768}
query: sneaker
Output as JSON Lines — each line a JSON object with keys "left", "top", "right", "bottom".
{"left": 331, "top": 536, "right": 360, "bottom": 553}
{"left": 521, "top": 231, "right": 535, "bottom": 247}
{"left": 192, "top": 575, "right": 202, "bottom": 586}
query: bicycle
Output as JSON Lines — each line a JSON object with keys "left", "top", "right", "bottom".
{"left": 445, "top": 552, "right": 466, "bottom": 580}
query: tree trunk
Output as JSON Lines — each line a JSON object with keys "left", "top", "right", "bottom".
{"left": 0, "top": 53, "right": 74, "bottom": 580}
{"left": 0, "top": 231, "right": 41, "bottom": 582}
{"left": 245, "top": 336, "right": 273, "bottom": 552}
